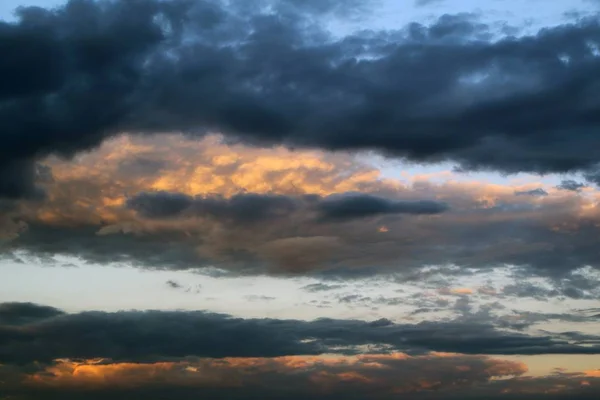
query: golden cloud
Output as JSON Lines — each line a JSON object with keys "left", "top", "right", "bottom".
{"left": 3, "top": 133, "right": 600, "bottom": 276}
{"left": 26, "top": 133, "right": 596, "bottom": 230}
{"left": 19, "top": 353, "right": 527, "bottom": 395}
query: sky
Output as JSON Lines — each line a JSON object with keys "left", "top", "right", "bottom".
{"left": 1, "top": 0, "right": 600, "bottom": 399}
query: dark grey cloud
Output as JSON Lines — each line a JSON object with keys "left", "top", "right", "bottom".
{"left": 578, "top": 307, "right": 600, "bottom": 313}
{"left": 126, "top": 191, "right": 299, "bottom": 223}
{"left": 1, "top": 302, "right": 599, "bottom": 400}
{"left": 1, "top": 302, "right": 600, "bottom": 367}
{"left": 557, "top": 179, "right": 586, "bottom": 191}
{"left": 165, "top": 280, "right": 183, "bottom": 289}
{"left": 165, "top": 280, "right": 202, "bottom": 293}
{"left": 126, "top": 191, "right": 448, "bottom": 223}
{"left": 577, "top": 307, "right": 600, "bottom": 319}
{"left": 316, "top": 193, "right": 449, "bottom": 221}
{"left": 3, "top": 223, "right": 206, "bottom": 271}
{"left": 0, "top": 305, "right": 321, "bottom": 365}
{"left": 302, "top": 283, "right": 345, "bottom": 292}
{"left": 0, "top": 160, "right": 45, "bottom": 199}
{"left": 6, "top": 192, "right": 600, "bottom": 279}
{"left": 2, "top": 0, "right": 600, "bottom": 197}
{"left": 0, "top": 302, "right": 64, "bottom": 325}
{"left": 503, "top": 282, "right": 562, "bottom": 300}
{"left": 503, "top": 311, "right": 594, "bottom": 328}
{"left": 514, "top": 188, "right": 549, "bottom": 197}
{"left": 584, "top": 167, "right": 600, "bottom": 186}
{"left": 127, "top": 192, "right": 193, "bottom": 219}
{"left": 337, "top": 293, "right": 373, "bottom": 304}
{"left": 503, "top": 270, "right": 600, "bottom": 300}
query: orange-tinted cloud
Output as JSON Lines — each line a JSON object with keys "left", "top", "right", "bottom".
{"left": 27, "top": 133, "right": 597, "bottom": 230}
{"left": 3, "top": 133, "right": 600, "bottom": 280}
{"left": 19, "top": 353, "right": 526, "bottom": 395}
{"left": 3, "top": 353, "right": 600, "bottom": 400}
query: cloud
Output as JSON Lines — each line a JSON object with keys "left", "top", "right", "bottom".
{"left": 2, "top": 351, "right": 600, "bottom": 400}
{"left": 2, "top": 1, "right": 600, "bottom": 197}
{"left": 502, "top": 268, "right": 600, "bottom": 300}
{"left": 315, "top": 193, "right": 448, "bottom": 221}
{"left": 165, "top": 280, "right": 201, "bottom": 294}
{"left": 126, "top": 191, "right": 299, "bottom": 223}
{"left": 584, "top": 167, "right": 600, "bottom": 186}
{"left": 515, "top": 188, "right": 549, "bottom": 197}
{"left": 302, "top": 283, "right": 345, "bottom": 292}
{"left": 125, "top": 190, "right": 448, "bottom": 232}
{"left": 165, "top": 280, "right": 183, "bottom": 289}
{"left": 557, "top": 180, "right": 586, "bottom": 192}
{"left": 1, "top": 303, "right": 599, "bottom": 399}
{"left": 2, "top": 302, "right": 600, "bottom": 367}
{"left": 127, "top": 192, "right": 195, "bottom": 219}
{"left": 0, "top": 353, "right": 534, "bottom": 400}
{"left": 126, "top": 190, "right": 448, "bottom": 224}
{"left": 256, "top": 236, "right": 344, "bottom": 273}
{"left": 0, "top": 160, "right": 46, "bottom": 199}
{"left": 3, "top": 134, "right": 600, "bottom": 278}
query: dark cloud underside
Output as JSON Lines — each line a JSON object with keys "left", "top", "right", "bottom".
{"left": 126, "top": 191, "right": 300, "bottom": 222}
{"left": 2, "top": 0, "right": 600, "bottom": 197}
{"left": 0, "top": 302, "right": 64, "bottom": 325}
{"left": 125, "top": 191, "right": 448, "bottom": 222}
{"left": 1, "top": 302, "right": 599, "bottom": 366}
{"left": 315, "top": 193, "right": 449, "bottom": 221}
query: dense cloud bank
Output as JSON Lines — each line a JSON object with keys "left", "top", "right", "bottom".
{"left": 125, "top": 191, "right": 449, "bottom": 221}
{"left": 3, "top": 134, "right": 600, "bottom": 280}
{"left": 2, "top": 0, "right": 600, "bottom": 198}
{"left": 2, "top": 351, "right": 597, "bottom": 400}
{"left": 0, "top": 302, "right": 599, "bottom": 399}
{"left": 3, "top": 0, "right": 600, "bottom": 279}
{"left": 1, "top": 302, "right": 599, "bottom": 365}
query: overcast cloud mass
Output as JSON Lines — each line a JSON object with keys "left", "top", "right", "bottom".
{"left": 1, "top": 0, "right": 600, "bottom": 198}
{"left": 1, "top": 0, "right": 599, "bottom": 399}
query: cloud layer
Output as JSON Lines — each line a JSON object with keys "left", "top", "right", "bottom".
{"left": 2, "top": 134, "right": 600, "bottom": 280}
{"left": 0, "top": 302, "right": 599, "bottom": 400}
{"left": 2, "top": 0, "right": 600, "bottom": 198}
{"left": 125, "top": 191, "right": 448, "bottom": 222}
{"left": 1, "top": 302, "right": 599, "bottom": 366}
{"left": 2, "top": 2, "right": 600, "bottom": 399}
